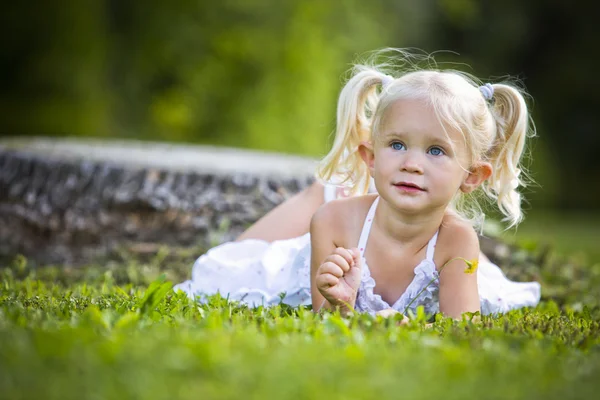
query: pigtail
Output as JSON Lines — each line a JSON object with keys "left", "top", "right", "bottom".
{"left": 483, "top": 84, "right": 534, "bottom": 227}
{"left": 317, "top": 68, "right": 390, "bottom": 195}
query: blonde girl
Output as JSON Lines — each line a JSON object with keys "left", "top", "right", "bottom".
{"left": 175, "top": 49, "right": 540, "bottom": 318}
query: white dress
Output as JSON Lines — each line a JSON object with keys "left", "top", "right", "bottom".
{"left": 174, "top": 187, "right": 541, "bottom": 315}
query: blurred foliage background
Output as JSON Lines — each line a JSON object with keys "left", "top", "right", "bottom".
{"left": 1, "top": 0, "right": 598, "bottom": 256}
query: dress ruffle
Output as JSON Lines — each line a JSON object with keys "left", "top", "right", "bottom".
{"left": 402, "top": 262, "right": 440, "bottom": 315}
{"left": 355, "top": 258, "right": 440, "bottom": 315}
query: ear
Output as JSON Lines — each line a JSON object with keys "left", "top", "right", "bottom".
{"left": 460, "top": 162, "right": 493, "bottom": 193}
{"left": 358, "top": 141, "right": 375, "bottom": 176}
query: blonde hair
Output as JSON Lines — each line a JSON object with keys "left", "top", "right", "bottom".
{"left": 317, "top": 49, "right": 535, "bottom": 228}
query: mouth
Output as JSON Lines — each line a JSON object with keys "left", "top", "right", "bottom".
{"left": 394, "top": 182, "right": 425, "bottom": 191}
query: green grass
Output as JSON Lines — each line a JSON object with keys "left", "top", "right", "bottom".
{"left": 1, "top": 243, "right": 600, "bottom": 400}
{"left": 502, "top": 210, "right": 600, "bottom": 265}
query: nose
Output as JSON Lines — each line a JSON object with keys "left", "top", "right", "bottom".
{"left": 400, "top": 150, "right": 424, "bottom": 174}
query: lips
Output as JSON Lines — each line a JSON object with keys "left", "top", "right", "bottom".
{"left": 394, "top": 181, "right": 425, "bottom": 191}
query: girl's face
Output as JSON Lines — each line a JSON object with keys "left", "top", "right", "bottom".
{"left": 367, "top": 98, "right": 472, "bottom": 215}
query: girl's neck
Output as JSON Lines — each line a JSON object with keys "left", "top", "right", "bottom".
{"left": 372, "top": 198, "right": 445, "bottom": 248}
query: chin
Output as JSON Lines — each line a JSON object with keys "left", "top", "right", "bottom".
{"left": 382, "top": 195, "right": 428, "bottom": 214}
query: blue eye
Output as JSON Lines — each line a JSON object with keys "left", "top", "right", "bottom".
{"left": 391, "top": 142, "right": 405, "bottom": 151}
{"left": 428, "top": 147, "right": 445, "bottom": 156}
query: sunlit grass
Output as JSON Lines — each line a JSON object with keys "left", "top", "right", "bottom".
{"left": 1, "top": 242, "right": 600, "bottom": 399}
{"left": 2, "top": 217, "right": 600, "bottom": 399}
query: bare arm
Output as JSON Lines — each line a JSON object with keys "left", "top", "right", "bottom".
{"left": 438, "top": 222, "right": 481, "bottom": 319}
{"left": 309, "top": 204, "right": 336, "bottom": 312}
{"left": 309, "top": 203, "right": 362, "bottom": 314}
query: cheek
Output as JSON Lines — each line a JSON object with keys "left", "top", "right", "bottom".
{"left": 374, "top": 152, "right": 395, "bottom": 171}
{"left": 431, "top": 162, "right": 465, "bottom": 186}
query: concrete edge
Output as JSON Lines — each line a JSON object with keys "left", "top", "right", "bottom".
{"left": 0, "top": 136, "right": 320, "bottom": 178}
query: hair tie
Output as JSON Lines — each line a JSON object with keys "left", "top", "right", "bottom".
{"left": 381, "top": 74, "right": 395, "bottom": 89}
{"left": 479, "top": 83, "right": 494, "bottom": 100}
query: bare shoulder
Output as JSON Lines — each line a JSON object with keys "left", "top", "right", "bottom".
{"left": 435, "top": 213, "right": 480, "bottom": 268}
{"left": 310, "top": 194, "right": 377, "bottom": 247}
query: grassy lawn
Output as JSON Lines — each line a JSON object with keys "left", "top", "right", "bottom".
{"left": 502, "top": 210, "right": 600, "bottom": 265}
{"left": 2, "top": 222, "right": 600, "bottom": 399}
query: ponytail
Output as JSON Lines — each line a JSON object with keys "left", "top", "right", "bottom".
{"left": 483, "top": 84, "right": 534, "bottom": 227}
{"left": 316, "top": 68, "right": 391, "bottom": 195}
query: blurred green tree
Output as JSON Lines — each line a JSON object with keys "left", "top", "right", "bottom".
{"left": 0, "top": 0, "right": 435, "bottom": 154}
{"left": 1, "top": 0, "right": 598, "bottom": 209}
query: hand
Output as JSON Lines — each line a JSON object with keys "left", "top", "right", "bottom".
{"left": 375, "top": 309, "right": 410, "bottom": 325}
{"left": 315, "top": 247, "right": 362, "bottom": 310}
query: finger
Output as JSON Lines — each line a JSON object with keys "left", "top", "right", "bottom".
{"left": 319, "top": 262, "right": 344, "bottom": 278}
{"left": 348, "top": 247, "right": 361, "bottom": 262}
{"left": 333, "top": 247, "right": 355, "bottom": 267}
{"left": 324, "top": 254, "right": 351, "bottom": 272}
{"left": 376, "top": 309, "right": 398, "bottom": 318}
{"left": 346, "top": 248, "right": 362, "bottom": 269}
{"left": 316, "top": 273, "right": 338, "bottom": 288}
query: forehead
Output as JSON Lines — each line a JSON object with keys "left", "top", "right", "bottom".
{"left": 378, "top": 98, "right": 462, "bottom": 144}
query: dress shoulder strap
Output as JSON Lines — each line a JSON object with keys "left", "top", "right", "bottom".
{"left": 357, "top": 196, "right": 379, "bottom": 257}
{"left": 323, "top": 184, "right": 337, "bottom": 203}
{"left": 425, "top": 230, "right": 439, "bottom": 262}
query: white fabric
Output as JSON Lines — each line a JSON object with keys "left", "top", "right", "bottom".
{"left": 174, "top": 233, "right": 313, "bottom": 307}
{"left": 174, "top": 185, "right": 541, "bottom": 315}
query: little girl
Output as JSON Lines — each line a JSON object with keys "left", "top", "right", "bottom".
{"left": 174, "top": 49, "right": 541, "bottom": 318}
